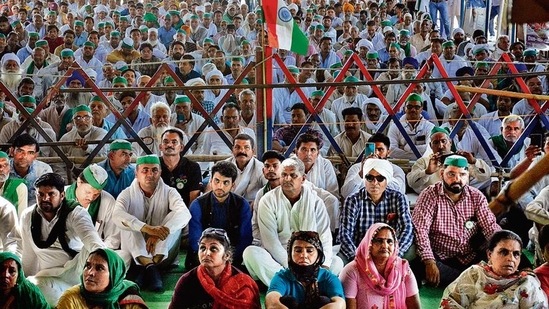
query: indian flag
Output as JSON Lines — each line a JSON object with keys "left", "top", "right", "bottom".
{"left": 263, "top": 0, "right": 309, "bottom": 55}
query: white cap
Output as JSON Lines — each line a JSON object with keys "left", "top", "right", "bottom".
{"left": 362, "top": 158, "right": 393, "bottom": 183}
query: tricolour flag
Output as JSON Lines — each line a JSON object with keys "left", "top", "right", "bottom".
{"left": 262, "top": 0, "right": 309, "bottom": 55}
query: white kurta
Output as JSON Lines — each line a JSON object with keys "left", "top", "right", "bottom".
{"left": 59, "top": 127, "right": 108, "bottom": 157}
{"left": 304, "top": 155, "right": 340, "bottom": 198}
{"left": 225, "top": 156, "right": 267, "bottom": 202}
{"left": 0, "top": 197, "right": 18, "bottom": 255}
{"left": 113, "top": 178, "right": 191, "bottom": 261}
{"left": 387, "top": 116, "right": 435, "bottom": 160}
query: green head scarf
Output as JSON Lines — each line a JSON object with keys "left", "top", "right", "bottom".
{"left": 0, "top": 252, "right": 49, "bottom": 309}
{"left": 79, "top": 248, "right": 140, "bottom": 309}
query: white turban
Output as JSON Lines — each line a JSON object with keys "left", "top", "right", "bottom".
{"left": 185, "top": 77, "right": 206, "bottom": 87}
{"left": 355, "top": 39, "right": 373, "bottom": 52}
{"left": 1, "top": 53, "right": 20, "bottom": 68}
{"left": 94, "top": 4, "right": 108, "bottom": 14}
{"left": 201, "top": 63, "right": 216, "bottom": 77}
{"left": 148, "top": 27, "right": 158, "bottom": 34}
{"left": 362, "top": 158, "right": 393, "bottom": 184}
{"left": 205, "top": 69, "right": 223, "bottom": 83}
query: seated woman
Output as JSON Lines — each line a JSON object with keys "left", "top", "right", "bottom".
{"left": 0, "top": 252, "right": 49, "bottom": 309}
{"left": 535, "top": 225, "right": 549, "bottom": 296}
{"left": 440, "top": 230, "right": 548, "bottom": 308}
{"left": 57, "top": 248, "right": 147, "bottom": 309}
{"left": 266, "top": 231, "right": 345, "bottom": 309}
{"left": 339, "top": 223, "right": 420, "bottom": 309}
{"left": 169, "top": 228, "right": 260, "bottom": 308}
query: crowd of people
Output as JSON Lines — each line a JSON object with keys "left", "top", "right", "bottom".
{"left": 0, "top": 0, "right": 549, "bottom": 307}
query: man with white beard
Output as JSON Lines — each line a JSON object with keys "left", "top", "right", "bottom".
{"left": 145, "top": 28, "right": 167, "bottom": 58}
{"left": 64, "top": 71, "right": 92, "bottom": 108}
{"left": 133, "top": 102, "right": 188, "bottom": 156}
{"left": 59, "top": 105, "right": 108, "bottom": 157}
{"left": 0, "top": 53, "right": 22, "bottom": 93}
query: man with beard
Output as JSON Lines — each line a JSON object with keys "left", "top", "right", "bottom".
{"left": 38, "top": 90, "right": 70, "bottom": 139}
{"left": 175, "top": 53, "right": 200, "bottom": 83}
{"left": 160, "top": 76, "right": 177, "bottom": 107}
{"left": 0, "top": 53, "right": 22, "bottom": 93}
{"left": 89, "top": 96, "right": 127, "bottom": 140}
{"left": 0, "top": 151, "right": 27, "bottom": 217}
{"left": 14, "top": 172, "right": 105, "bottom": 305}
{"left": 98, "top": 140, "right": 135, "bottom": 199}
{"left": 113, "top": 154, "right": 191, "bottom": 291}
{"left": 134, "top": 102, "right": 185, "bottom": 156}
{"left": 22, "top": 46, "right": 48, "bottom": 81}
{"left": 53, "top": 29, "right": 76, "bottom": 56}
{"left": 145, "top": 28, "right": 167, "bottom": 58}
{"left": 63, "top": 71, "right": 92, "bottom": 108}
{"left": 331, "top": 76, "right": 370, "bottom": 132}
{"left": 411, "top": 155, "right": 501, "bottom": 287}
{"left": 331, "top": 107, "right": 372, "bottom": 157}
{"left": 0, "top": 96, "right": 56, "bottom": 156}
{"left": 478, "top": 94, "right": 514, "bottom": 137}
{"left": 35, "top": 48, "right": 75, "bottom": 100}
{"left": 59, "top": 105, "right": 108, "bottom": 157}
{"left": 64, "top": 164, "right": 123, "bottom": 256}
{"left": 159, "top": 128, "right": 202, "bottom": 205}
{"left": 338, "top": 158, "right": 413, "bottom": 264}
{"left": 489, "top": 115, "right": 528, "bottom": 169}
{"left": 223, "top": 133, "right": 266, "bottom": 203}
{"left": 385, "top": 57, "right": 418, "bottom": 107}
{"left": 200, "top": 102, "right": 255, "bottom": 156}
{"left": 243, "top": 157, "right": 342, "bottom": 286}
{"left": 187, "top": 160, "right": 252, "bottom": 269}
{"left": 512, "top": 76, "right": 546, "bottom": 126}
{"left": 75, "top": 41, "right": 103, "bottom": 82}
{"left": 9, "top": 133, "right": 50, "bottom": 207}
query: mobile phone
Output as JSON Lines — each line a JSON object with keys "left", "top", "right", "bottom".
{"left": 365, "top": 143, "right": 375, "bottom": 157}
{"left": 439, "top": 152, "right": 455, "bottom": 164}
{"left": 531, "top": 133, "right": 543, "bottom": 148}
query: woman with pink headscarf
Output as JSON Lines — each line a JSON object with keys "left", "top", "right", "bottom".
{"left": 339, "top": 223, "right": 421, "bottom": 308}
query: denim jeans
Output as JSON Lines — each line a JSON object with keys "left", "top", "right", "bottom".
{"left": 429, "top": 1, "right": 451, "bottom": 39}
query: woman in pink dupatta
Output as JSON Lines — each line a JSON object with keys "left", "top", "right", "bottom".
{"left": 339, "top": 223, "right": 421, "bottom": 309}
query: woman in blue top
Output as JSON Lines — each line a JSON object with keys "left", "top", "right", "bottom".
{"left": 266, "top": 231, "right": 345, "bottom": 309}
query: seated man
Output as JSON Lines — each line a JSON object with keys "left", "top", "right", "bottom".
{"left": 338, "top": 158, "right": 413, "bottom": 264}
{"left": 387, "top": 93, "right": 435, "bottom": 160}
{"left": 411, "top": 155, "right": 501, "bottom": 287}
{"left": 341, "top": 133, "right": 406, "bottom": 199}
{"left": 330, "top": 107, "right": 372, "bottom": 157}
{"left": 243, "top": 157, "right": 342, "bottom": 286}
{"left": 0, "top": 151, "right": 27, "bottom": 217}
{"left": 224, "top": 133, "right": 266, "bottom": 203}
{"left": 64, "top": 164, "right": 123, "bottom": 258}
{"left": 272, "top": 103, "right": 325, "bottom": 154}
{"left": 9, "top": 133, "right": 53, "bottom": 206}
{"left": 0, "top": 195, "right": 18, "bottom": 254}
{"left": 59, "top": 104, "right": 108, "bottom": 157}
{"left": 97, "top": 139, "right": 135, "bottom": 199}
{"left": 16, "top": 173, "right": 105, "bottom": 305}
{"left": 113, "top": 154, "right": 191, "bottom": 292}
{"left": 489, "top": 114, "right": 528, "bottom": 169}
{"left": 187, "top": 161, "right": 252, "bottom": 269}
{"left": 407, "top": 127, "right": 493, "bottom": 194}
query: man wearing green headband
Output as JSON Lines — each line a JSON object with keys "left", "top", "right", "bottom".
{"left": 89, "top": 97, "right": 127, "bottom": 140}
{"left": 158, "top": 11, "right": 175, "bottom": 50}
{"left": 133, "top": 101, "right": 181, "bottom": 157}
{"left": 432, "top": 39, "right": 467, "bottom": 92}
{"left": 113, "top": 154, "right": 191, "bottom": 291}
{"left": 171, "top": 94, "right": 205, "bottom": 153}
{"left": 407, "top": 126, "right": 493, "bottom": 194}
{"left": 387, "top": 93, "right": 435, "bottom": 160}
{"left": 412, "top": 154, "right": 501, "bottom": 287}
{"left": 0, "top": 150, "right": 28, "bottom": 218}
{"left": 97, "top": 139, "right": 135, "bottom": 199}
{"left": 106, "top": 37, "right": 140, "bottom": 64}
{"left": 34, "top": 46, "right": 74, "bottom": 99}
{"left": 58, "top": 104, "right": 108, "bottom": 157}
{"left": 225, "top": 56, "right": 244, "bottom": 85}
{"left": 64, "top": 164, "right": 122, "bottom": 252}
{"left": 331, "top": 76, "right": 370, "bottom": 132}
{"left": 53, "top": 29, "right": 77, "bottom": 58}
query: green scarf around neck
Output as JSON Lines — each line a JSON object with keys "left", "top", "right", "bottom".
{"left": 65, "top": 182, "right": 101, "bottom": 224}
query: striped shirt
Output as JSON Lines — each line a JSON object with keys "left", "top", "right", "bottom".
{"left": 338, "top": 187, "right": 413, "bottom": 260}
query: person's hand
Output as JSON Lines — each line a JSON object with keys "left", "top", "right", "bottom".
{"left": 141, "top": 225, "right": 170, "bottom": 240}
{"left": 525, "top": 145, "right": 541, "bottom": 162}
{"left": 146, "top": 236, "right": 160, "bottom": 255}
{"left": 426, "top": 153, "right": 441, "bottom": 175}
{"left": 75, "top": 138, "right": 88, "bottom": 150}
{"left": 456, "top": 150, "right": 476, "bottom": 165}
{"left": 425, "top": 260, "right": 440, "bottom": 286}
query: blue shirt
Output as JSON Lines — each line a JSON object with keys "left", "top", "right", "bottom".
{"left": 268, "top": 268, "right": 344, "bottom": 304}
{"left": 188, "top": 193, "right": 252, "bottom": 260}
{"left": 97, "top": 159, "right": 135, "bottom": 199}
{"left": 102, "top": 119, "right": 127, "bottom": 140}
{"left": 106, "top": 110, "right": 151, "bottom": 138}
{"left": 158, "top": 26, "right": 176, "bottom": 50}
{"left": 338, "top": 187, "right": 414, "bottom": 260}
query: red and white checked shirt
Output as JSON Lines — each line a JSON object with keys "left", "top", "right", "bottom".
{"left": 412, "top": 182, "right": 501, "bottom": 265}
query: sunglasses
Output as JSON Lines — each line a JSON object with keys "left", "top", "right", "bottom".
{"left": 365, "top": 174, "right": 386, "bottom": 182}
{"left": 201, "top": 227, "right": 230, "bottom": 244}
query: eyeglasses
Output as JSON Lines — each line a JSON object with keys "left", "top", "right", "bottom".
{"left": 365, "top": 174, "right": 386, "bottom": 182}
{"left": 406, "top": 105, "right": 422, "bottom": 110}
{"left": 73, "top": 115, "right": 91, "bottom": 121}
{"left": 201, "top": 227, "right": 231, "bottom": 245}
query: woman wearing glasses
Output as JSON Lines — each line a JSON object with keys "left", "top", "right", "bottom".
{"left": 339, "top": 223, "right": 421, "bottom": 309}
{"left": 168, "top": 228, "right": 260, "bottom": 309}
{"left": 265, "top": 231, "right": 345, "bottom": 309}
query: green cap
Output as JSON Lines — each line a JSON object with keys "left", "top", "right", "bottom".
{"left": 343, "top": 50, "right": 353, "bottom": 56}
{"left": 19, "top": 95, "right": 36, "bottom": 104}
{"left": 203, "top": 12, "right": 212, "bottom": 18}
{"left": 11, "top": 20, "right": 21, "bottom": 27}
{"left": 231, "top": 56, "right": 244, "bottom": 64}
{"left": 443, "top": 155, "right": 468, "bottom": 168}
{"left": 83, "top": 41, "right": 96, "bottom": 48}
{"left": 381, "top": 20, "right": 392, "bottom": 27}
{"left": 109, "top": 139, "right": 132, "bottom": 151}
{"left": 442, "top": 41, "right": 455, "bottom": 48}
{"left": 174, "top": 95, "right": 191, "bottom": 105}
{"left": 315, "top": 24, "right": 324, "bottom": 31}
{"left": 98, "top": 22, "right": 105, "bottom": 28}
{"left": 164, "top": 76, "right": 175, "bottom": 84}
{"left": 0, "top": 151, "right": 8, "bottom": 159}
{"left": 406, "top": 93, "right": 422, "bottom": 102}
{"left": 366, "top": 51, "right": 379, "bottom": 59}
{"left": 203, "top": 37, "right": 214, "bottom": 44}
{"left": 476, "top": 61, "right": 489, "bottom": 68}
{"left": 90, "top": 95, "right": 103, "bottom": 103}
{"left": 120, "top": 16, "right": 129, "bottom": 22}
{"left": 35, "top": 40, "right": 48, "bottom": 47}
{"left": 48, "top": 10, "right": 57, "bottom": 16}
{"left": 139, "top": 25, "right": 149, "bottom": 33}
{"left": 311, "top": 90, "right": 324, "bottom": 97}
{"left": 0, "top": 33, "right": 7, "bottom": 39}
{"left": 111, "top": 30, "right": 121, "bottom": 37}
{"left": 82, "top": 164, "right": 108, "bottom": 190}
{"left": 241, "top": 40, "right": 250, "bottom": 46}
{"left": 287, "top": 65, "right": 299, "bottom": 74}
{"left": 344, "top": 76, "right": 359, "bottom": 83}
{"left": 330, "top": 62, "right": 342, "bottom": 69}
{"left": 74, "top": 20, "right": 84, "bottom": 27}
{"left": 430, "top": 126, "right": 450, "bottom": 137}
{"left": 143, "top": 12, "right": 157, "bottom": 22}
{"left": 105, "top": 21, "right": 114, "bottom": 28}
{"left": 28, "top": 32, "right": 39, "bottom": 38}
{"left": 239, "top": 78, "right": 249, "bottom": 85}
{"left": 112, "top": 10, "right": 121, "bottom": 16}
{"left": 523, "top": 49, "right": 537, "bottom": 57}
{"left": 73, "top": 104, "right": 92, "bottom": 114}
{"left": 190, "top": 14, "right": 199, "bottom": 20}
{"left": 136, "top": 154, "right": 161, "bottom": 165}
{"left": 169, "top": 10, "right": 180, "bottom": 16}
{"left": 113, "top": 76, "right": 128, "bottom": 85}
{"left": 399, "top": 29, "right": 410, "bottom": 37}
{"left": 60, "top": 49, "right": 74, "bottom": 58}
{"left": 0, "top": 102, "right": 4, "bottom": 108}
{"left": 389, "top": 42, "right": 400, "bottom": 49}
